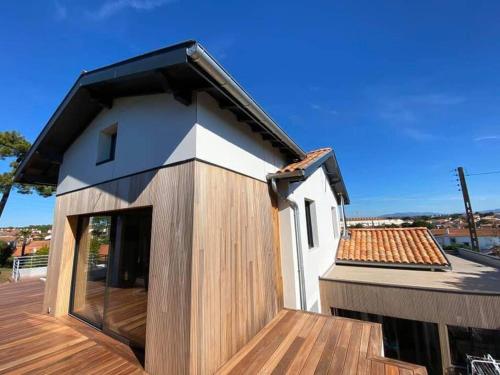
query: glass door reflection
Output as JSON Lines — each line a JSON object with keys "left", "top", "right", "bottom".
{"left": 70, "top": 208, "right": 151, "bottom": 351}
{"left": 71, "top": 216, "right": 112, "bottom": 327}
{"left": 103, "top": 210, "right": 151, "bottom": 348}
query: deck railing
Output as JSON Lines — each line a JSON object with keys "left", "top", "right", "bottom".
{"left": 11, "top": 255, "right": 49, "bottom": 282}
{"left": 467, "top": 354, "right": 500, "bottom": 375}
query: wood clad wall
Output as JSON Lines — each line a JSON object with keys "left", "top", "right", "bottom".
{"left": 319, "top": 279, "right": 500, "bottom": 329}
{"left": 43, "top": 162, "right": 196, "bottom": 375}
{"left": 189, "top": 161, "right": 283, "bottom": 374}
{"left": 44, "top": 159, "right": 282, "bottom": 375}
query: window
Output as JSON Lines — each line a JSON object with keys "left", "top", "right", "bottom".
{"left": 70, "top": 208, "right": 152, "bottom": 352}
{"left": 304, "top": 199, "right": 318, "bottom": 248}
{"left": 96, "top": 124, "right": 117, "bottom": 165}
{"left": 448, "top": 325, "right": 500, "bottom": 368}
{"left": 331, "top": 206, "right": 339, "bottom": 239}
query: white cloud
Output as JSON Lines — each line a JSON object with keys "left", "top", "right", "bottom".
{"left": 402, "top": 127, "right": 438, "bottom": 141}
{"left": 310, "top": 103, "right": 338, "bottom": 115}
{"left": 408, "top": 93, "right": 466, "bottom": 106}
{"left": 86, "top": 0, "right": 174, "bottom": 20}
{"left": 54, "top": 1, "right": 68, "bottom": 20}
{"left": 474, "top": 135, "right": 499, "bottom": 141}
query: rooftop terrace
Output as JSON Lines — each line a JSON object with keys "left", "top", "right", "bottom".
{"left": 324, "top": 253, "right": 500, "bottom": 294}
{"left": 0, "top": 280, "right": 427, "bottom": 374}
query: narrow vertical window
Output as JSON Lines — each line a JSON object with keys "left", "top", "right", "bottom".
{"left": 305, "top": 199, "right": 315, "bottom": 248}
{"left": 332, "top": 206, "right": 339, "bottom": 238}
{"left": 96, "top": 124, "right": 118, "bottom": 165}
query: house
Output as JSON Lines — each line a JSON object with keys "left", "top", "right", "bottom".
{"left": 346, "top": 217, "right": 409, "bottom": 227}
{"left": 13, "top": 41, "right": 428, "bottom": 374}
{"left": 432, "top": 228, "right": 500, "bottom": 251}
{"left": 320, "top": 227, "right": 500, "bottom": 375}
{"left": 13, "top": 239, "right": 50, "bottom": 256}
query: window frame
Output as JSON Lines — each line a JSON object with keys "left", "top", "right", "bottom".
{"left": 96, "top": 124, "right": 118, "bottom": 166}
{"left": 304, "top": 199, "right": 318, "bottom": 249}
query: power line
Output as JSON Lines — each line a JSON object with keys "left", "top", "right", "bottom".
{"left": 466, "top": 170, "right": 500, "bottom": 176}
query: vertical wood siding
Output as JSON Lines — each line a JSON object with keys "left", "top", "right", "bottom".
{"left": 190, "top": 161, "right": 283, "bottom": 374}
{"left": 43, "top": 160, "right": 282, "bottom": 375}
{"left": 319, "top": 279, "right": 500, "bottom": 329}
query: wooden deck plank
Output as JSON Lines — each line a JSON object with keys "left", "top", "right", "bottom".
{"left": 0, "top": 280, "right": 144, "bottom": 375}
{"left": 215, "top": 311, "right": 428, "bottom": 375}
{"left": 1, "top": 281, "right": 428, "bottom": 375}
{"left": 285, "top": 314, "right": 327, "bottom": 374}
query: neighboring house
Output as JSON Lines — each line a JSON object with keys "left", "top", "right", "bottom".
{"left": 432, "top": 228, "right": 500, "bottom": 251}
{"left": 14, "top": 41, "right": 424, "bottom": 375}
{"left": 320, "top": 227, "right": 500, "bottom": 375}
{"left": 346, "top": 217, "right": 409, "bottom": 227}
{"left": 13, "top": 240, "right": 50, "bottom": 256}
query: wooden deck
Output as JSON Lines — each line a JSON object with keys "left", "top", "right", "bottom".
{"left": 216, "top": 309, "right": 428, "bottom": 375}
{"left": 0, "top": 280, "right": 144, "bottom": 374}
{"left": 0, "top": 280, "right": 426, "bottom": 374}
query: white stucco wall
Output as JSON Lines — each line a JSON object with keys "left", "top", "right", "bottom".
{"left": 195, "top": 92, "right": 286, "bottom": 181}
{"left": 435, "top": 235, "right": 500, "bottom": 251}
{"left": 57, "top": 92, "right": 286, "bottom": 194}
{"left": 57, "top": 93, "right": 197, "bottom": 194}
{"left": 278, "top": 167, "right": 342, "bottom": 313}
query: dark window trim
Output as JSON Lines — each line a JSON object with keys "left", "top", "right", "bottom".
{"left": 96, "top": 126, "right": 117, "bottom": 166}
{"left": 96, "top": 156, "right": 115, "bottom": 166}
{"left": 69, "top": 207, "right": 153, "bottom": 352}
{"left": 305, "top": 199, "right": 315, "bottom": 248}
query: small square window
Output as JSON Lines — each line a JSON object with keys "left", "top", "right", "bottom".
{"left": 96, "top": 124, "right": 117, "bottom": 165}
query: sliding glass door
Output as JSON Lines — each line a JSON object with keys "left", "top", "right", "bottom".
{"left": 70, "top": 208, "right": 152, "bottom": 351}
{"left": 71, "top": 215, "right": 112, "bottom": 327}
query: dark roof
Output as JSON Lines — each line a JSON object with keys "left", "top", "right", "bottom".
{"left": 267, "top": 147, "right": 350, "bottom": 204}
{"left": 337, "top": 228, "right": 451, "bottom": 270}
{"left": 15, "top": 41, "right": 305, "bottom": 185}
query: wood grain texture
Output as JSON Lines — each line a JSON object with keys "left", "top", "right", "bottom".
{"left": 44, "top": 162, "right": 196, "bottom": 375}
{"left": 319, "top": 278, "right": 500, "bottom": 329}
{"left": 215, "top": 309, "right": 427, "bottom": 375}
{"left": 0, "top": 280, "right": 144, "bottom": 374}
{"left": 190, "top": 161, "right": 283, "bottom": 374}
{"left": 44, "top": 160, "right": 283, "bottom": 375}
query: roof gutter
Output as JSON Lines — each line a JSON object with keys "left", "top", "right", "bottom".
{"left": 186, "top": 43, "right": 306, "bottom": 159}
{"left": 334, "top": 259, "right": 451, "bottom": 271}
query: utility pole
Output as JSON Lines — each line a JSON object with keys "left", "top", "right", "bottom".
{"left": 456, "top": 167, "right": 479, "bottom": 252}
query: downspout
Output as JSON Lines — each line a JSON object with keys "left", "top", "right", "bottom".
{"left": 339, "top": 193, "right": 348, "bottom": 238}
{"left": 270, "top": 178, "right": 307, "bottom": 311}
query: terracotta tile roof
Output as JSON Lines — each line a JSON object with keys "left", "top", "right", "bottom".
{"left": 337, "top": 228, "right": 450, "bottom": 268}
{"left": 278, "top": 148, "right": 331, "bottom": 173}
{"left": 432, "top": 228, "right": 500, "bottom": 237}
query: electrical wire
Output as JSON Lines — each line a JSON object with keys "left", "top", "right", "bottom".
{"left": 466, "top": 170, "right": 500, "bottom": 176}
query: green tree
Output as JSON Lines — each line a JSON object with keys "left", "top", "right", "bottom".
{"left": 0, "top": 131, "right": 55, "bottom": 219}
{"left": 0, "top": 240, "right": 15, "bottom": 266}
{"left": 17, "top": 228, "right": 31, "bottom": 257}
{"left": 35, "top": 245, "right": 50, "bottom": 255}
{"left": 411, "top": 220, "right": 435, "bottom": 229}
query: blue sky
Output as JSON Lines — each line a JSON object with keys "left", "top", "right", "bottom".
{"left": 1, "top": 0, "right": 500, "bottom": 226}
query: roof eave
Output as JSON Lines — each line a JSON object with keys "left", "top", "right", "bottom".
{"left": 266, "top": 150, "right": 350, "bottom": 205}
{"left": 14, "top": 40, "right": 306, "bottom": 185}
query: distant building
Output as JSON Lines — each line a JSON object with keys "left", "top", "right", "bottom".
{"left": 432, "top": 228, "right": 500, "bottom": 251}
{"left": 13, "top": 240, "right": 50, "bottom": 256}
{"left": 346, "top": 217, "right": 410, "bottom": 227}
{"left": 320, "top": 227, "right": 500, "bottom": 374}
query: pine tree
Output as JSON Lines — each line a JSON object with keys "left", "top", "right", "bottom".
{"left": 0, "top": 131, "right": 55, "bottom": 219}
